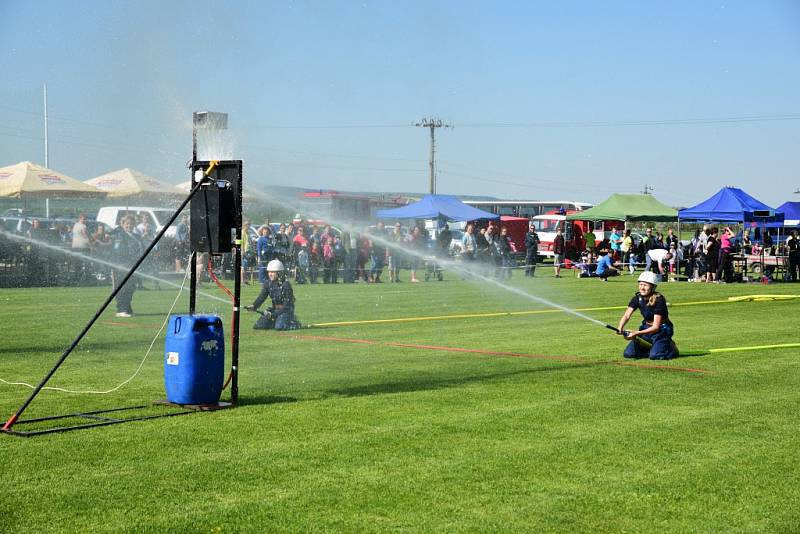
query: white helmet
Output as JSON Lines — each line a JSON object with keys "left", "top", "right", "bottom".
{"left": 638, "top": 271, "right": 659, "bottom": 286}
{"left": 266, "top": 259, "right": 285, "bottom": 272}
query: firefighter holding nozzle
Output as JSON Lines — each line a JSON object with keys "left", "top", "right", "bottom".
{"left": 245, "top": 259, "right": 301, "bottom": 330}
{"left": 616, "top": 271, "right": 679, "bottom": 360}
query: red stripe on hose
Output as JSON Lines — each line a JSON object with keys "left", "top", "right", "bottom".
{"left": 284, "top": 333, "right": 706, "bottom": 374}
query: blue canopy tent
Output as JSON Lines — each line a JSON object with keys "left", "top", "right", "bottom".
{"left": 678, "top": 187, "right": 784, "bottom": 225}
{"left": 776, "top": 202, "right": 800, "bottom": 227}
{"left": 376, "top": 194, "right": 500, "bottom": 221}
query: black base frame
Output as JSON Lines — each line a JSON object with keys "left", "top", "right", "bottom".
{"left": 1, "top": 405, "right": 194, "bottom": 437}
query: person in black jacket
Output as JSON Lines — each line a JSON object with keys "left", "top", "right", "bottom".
{"left": 112, "top": 216, "right": 142, "bottom": 318}
{"left": 553, "top": 228, "right": 565, "bottom": 278}
{"left": 524, "top": 221, "right": 540, "bottom": 277}
{"left": 246, "top": 259, "right": 301, "bottom": 330}
{"left": 787, "top": 230, "right": 799, "bottom": 282}
{"left": 494, "top": 226, "right": 515, "bottom": 278}
{"left": 436, "top": 223, "right": 452, "bottom": 258}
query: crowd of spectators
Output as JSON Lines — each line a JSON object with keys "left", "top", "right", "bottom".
{"left": 576, "top": 224, "right": 799, "bottom": 283}
{"left": 3, "top": 211, "right": 798, "bottom": 288}
{"left": 246, "top": 219, "right": 459, "bottom": 284}
{"left": 0, "top": 212, "right": 187, "bottom": 287}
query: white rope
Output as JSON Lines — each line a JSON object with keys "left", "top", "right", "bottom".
{"left": 0, "top": 266, "right": 191, "bottom": 394}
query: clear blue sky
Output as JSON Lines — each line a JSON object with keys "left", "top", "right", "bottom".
{"left": 2, "top": 0, "right": 799, "bottom": 207}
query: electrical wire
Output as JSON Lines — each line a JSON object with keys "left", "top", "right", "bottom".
{"left": 0, "top": 266, "right": 191, "bottom": 394}
{"left": 452, "top": 114, "right": 800, "bottom": 128}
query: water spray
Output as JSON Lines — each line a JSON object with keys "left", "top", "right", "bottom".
{"left": 252, "top": 192, "right": 610, "bottom": 329}
{"left": 0, "top": 230, "right": 230, "bottom": 304}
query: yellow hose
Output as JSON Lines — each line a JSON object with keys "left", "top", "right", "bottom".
{"left": 727, "top": 294, "right": 800, "bottom": 302}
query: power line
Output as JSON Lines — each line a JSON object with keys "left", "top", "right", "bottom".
{"left": 454, "top": 114, "right": 800, "bottom": 128}
{"left": 437, "top": 167, "right": 616, "bottom": 194}
{"left": 251, "top": 158, "right": 425, "bottom": 174}
{"left": 5, "top": 103, "right": 799, "bottom": 131}
{"left": 237, "top": 142, "right": 425, "bottom": 164}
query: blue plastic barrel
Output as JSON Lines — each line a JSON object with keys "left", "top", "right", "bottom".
{"left": 164, "top": 314, "right": 225, "bottom": 405}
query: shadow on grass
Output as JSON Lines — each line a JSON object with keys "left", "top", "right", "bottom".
{"left": 238, "top": 395, "right": 299, "bottom": 407}
{"left": 321, "top": 362, "right": 599, "bottom": 399}
{"left": 0, "top": 338, "right": 156, "bottom": 356}
{"left": 677, "top": 350, "right": 710, "bottom": 358}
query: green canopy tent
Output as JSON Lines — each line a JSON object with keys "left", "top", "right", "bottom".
{"left": 566, "top": 193, "right": 677, "bottom": 225}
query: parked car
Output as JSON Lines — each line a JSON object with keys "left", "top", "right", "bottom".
{"left": 2, "top": 208, "right": 31, "bottom": 218}
{"left": 1, "top": 216, "right": 29, "bottom": 234}
{"left": 745, "top": 253, "right": 786, "bottom": 276}
{"left": 96, "top": 206, "right": 178, "bottom": 237}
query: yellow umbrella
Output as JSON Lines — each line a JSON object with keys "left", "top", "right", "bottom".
{"left": 0, "top": 161, "right": 104, "bottom": 198}
{"left": 85, "top": 168, "right": 185, "bottom": 199}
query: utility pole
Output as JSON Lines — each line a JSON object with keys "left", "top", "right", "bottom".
{"left": 415, "top": 118, "right": 451, "bottom": 194}
{"left": 43, "top": 82, "right": 49, "bottom": 168}
{"left": 642, "top": 184, "right": 654, "bottom": 195}
{"left": 44, "top": 82, "right": 50, "bottom": 218}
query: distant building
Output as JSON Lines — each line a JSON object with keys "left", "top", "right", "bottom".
{"left": 298, "top": 190, "right": 409, "bottom": 225}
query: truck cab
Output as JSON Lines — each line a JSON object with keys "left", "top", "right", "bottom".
{"left": 530, "top": 213, "right": 587, "bottom": 260}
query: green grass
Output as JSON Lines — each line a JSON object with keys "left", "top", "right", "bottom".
{"left": 1, "top": 272, "right": 799, "bottom": 532}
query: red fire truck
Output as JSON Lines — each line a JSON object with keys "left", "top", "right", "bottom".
{"left": 530, "top": 211, "right": 624, "bottom": 260}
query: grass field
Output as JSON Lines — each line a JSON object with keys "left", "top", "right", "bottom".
{"left": 1, "top": 271, "right": 799, "bottom": 532}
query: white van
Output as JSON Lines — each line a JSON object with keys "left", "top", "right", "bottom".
{"left": 96, "top": 206, "right": 180, "bottom": 237}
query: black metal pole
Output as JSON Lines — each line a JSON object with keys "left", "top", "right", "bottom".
{"left": 230, "top": 163, "right": 243, "bottom": 404}
{"left": 190, "top": 113, "right": 198, "bottom": 316}
{"left": 2, "top": 180, "right": 207, "bottom": 431}
{"left": 189, "top": 251, "right": 197, "bottom": 315}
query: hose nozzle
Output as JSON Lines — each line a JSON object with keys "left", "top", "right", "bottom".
{"left": 204, "top": 160, "right": 219, "bottom": 177}
{"left": 605, "top": 323, "right": 652, "bottom": 348}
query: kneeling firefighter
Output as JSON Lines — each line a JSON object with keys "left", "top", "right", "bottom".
{"left": 616, "top": 271, "right": 679, "bottom": 360}
{"left": 245, "top": 259, "right": 301, "bottom": 330}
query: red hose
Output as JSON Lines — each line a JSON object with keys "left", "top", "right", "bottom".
{"left": 207, "top": 260, "right": 236, "bottom": 393}
{"left": 207, "top": 259, "right": 234, "bottom": 299}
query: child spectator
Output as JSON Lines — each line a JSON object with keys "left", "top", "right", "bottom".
{"left": 322, "top": 238, "right": 335, "bottom": 283}
{"left": 309, "top": 242, "right": 321, "bottom": 283}
{"left": 295, "top": 245, "right": 308, "bottom": 284}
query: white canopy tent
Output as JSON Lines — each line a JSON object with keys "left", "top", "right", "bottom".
{"left": 85, "top": 168, "right": 185, "bottom": 200}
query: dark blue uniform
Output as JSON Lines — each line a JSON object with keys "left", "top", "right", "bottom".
{"left": 623, "top": 293, "right": 677, "bottom": 360}
{"left": 787, "top": 234, "right": 799, "bottom": 282}
{"left": 112, "top": 228, "right": 142, "bottom": 314}
{"left": 524, "top": 230, "right": 539, "bottom": 277}
{"left": 251, "top": 278, "right": 300, "bottom": 330}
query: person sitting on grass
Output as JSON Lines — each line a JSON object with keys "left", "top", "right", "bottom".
{"left": 593, "top": 248, "right": 620, "bottom": 281}
{"left": 246, "top": 259, "right": 301, "bottom": 331}
{"left": 575, "top": 249, "right": 594, "bottom": 278}
{"left": 616, "top": 271, "right": 679, "bottom": 360}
